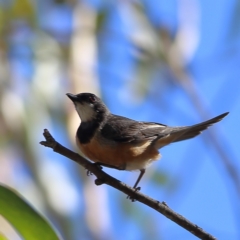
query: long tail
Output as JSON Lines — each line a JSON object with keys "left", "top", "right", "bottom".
{"left": 155, "top": 112, "right": 229, "bottom": 148}
{"left": 173, "top": 112, "right": 229, "bottom": 142}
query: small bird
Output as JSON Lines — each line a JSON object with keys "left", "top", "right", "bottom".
{"left": 67, "top": 92, "right": 229, "bottom": 190}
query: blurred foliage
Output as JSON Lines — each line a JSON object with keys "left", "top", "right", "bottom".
{"left": 0, "top": 233, "right": 8, "bottom": 240}
{"left": 0, "top": 0, "right": 36, "bottom": 37}
{"left": 151, "top": 170, "right": 169, "bottom": 186}
{"left": 10, "top": 0, "right": 36, "bottom": 23}
{"left": 0, "top": 184, "right": 59, "bottom": 240}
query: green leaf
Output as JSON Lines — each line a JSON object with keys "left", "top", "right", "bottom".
{"left": 0, "top": 232, "right": 9, "bottom": 240}
{"left": 0, "top": 184, "right": 60, "bottom": 240}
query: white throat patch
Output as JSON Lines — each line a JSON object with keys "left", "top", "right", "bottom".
{"left": 75, "top": 102, "right": 95, "bottom": 122}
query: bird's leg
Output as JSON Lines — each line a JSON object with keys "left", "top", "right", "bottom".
{"left": 127, "top": 169, "right": 146, "bottom": 201}
{"left": 133, "top": 169, "right": 146, "bottom": 190}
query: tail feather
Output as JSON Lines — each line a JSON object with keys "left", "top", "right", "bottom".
{"left": 155, "top": 112, "right": 229, "bottom": 148}
{"left": 173, "top": 112, "right": 229, "bottom": 142}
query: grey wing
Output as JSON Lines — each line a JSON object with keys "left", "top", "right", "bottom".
{"left": 101, "top": 114, "right": 167, "bottom": 143}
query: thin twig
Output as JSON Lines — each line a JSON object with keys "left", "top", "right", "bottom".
{"left": 40, "top": 129, "right": 216, "bottom": 240}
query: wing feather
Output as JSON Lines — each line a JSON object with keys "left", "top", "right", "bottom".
{"left": 101, "top": 114, "right": 167, "bottom": 143}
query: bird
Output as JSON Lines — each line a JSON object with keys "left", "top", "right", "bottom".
{"left": 67, "top": 92, "right": 229, "bottom": 190}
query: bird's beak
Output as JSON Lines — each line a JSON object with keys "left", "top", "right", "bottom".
{"left": 66, "top": 93, "right": 78, "bottom": 102}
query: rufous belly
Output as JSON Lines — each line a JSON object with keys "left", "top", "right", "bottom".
{"left": 76, "top": 134, "right": 160, "bottom": 171}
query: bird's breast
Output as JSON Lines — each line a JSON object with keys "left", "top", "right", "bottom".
{"left": 76, "top": 132, "right": 160, "bottom": 170}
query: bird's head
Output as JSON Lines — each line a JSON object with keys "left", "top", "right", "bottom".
{"left": 66, "top": 93, "right": 109, "bottom": 122}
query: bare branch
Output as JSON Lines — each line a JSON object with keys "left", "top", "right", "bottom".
{"left": 40, "top": 129, "right": 216, "bottom": 240}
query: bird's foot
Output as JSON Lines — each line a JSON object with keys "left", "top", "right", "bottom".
{"left": 86, "top": 162, "right": 103, "bottom": 176}
{"left": 127, "top": 186, "right": 141, "bottom": 202}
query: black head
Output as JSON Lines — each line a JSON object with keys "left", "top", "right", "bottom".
{"left": 66, "top": 93, "right": 109, "bottom": 122}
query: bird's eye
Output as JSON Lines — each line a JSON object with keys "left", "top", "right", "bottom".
{"left": 89, "top": 96, "right": 96, "bottom": 103}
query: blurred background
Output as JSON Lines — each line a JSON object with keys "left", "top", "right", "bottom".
{"left": 0, "top": 0, "right": 240, "bottom": 239}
